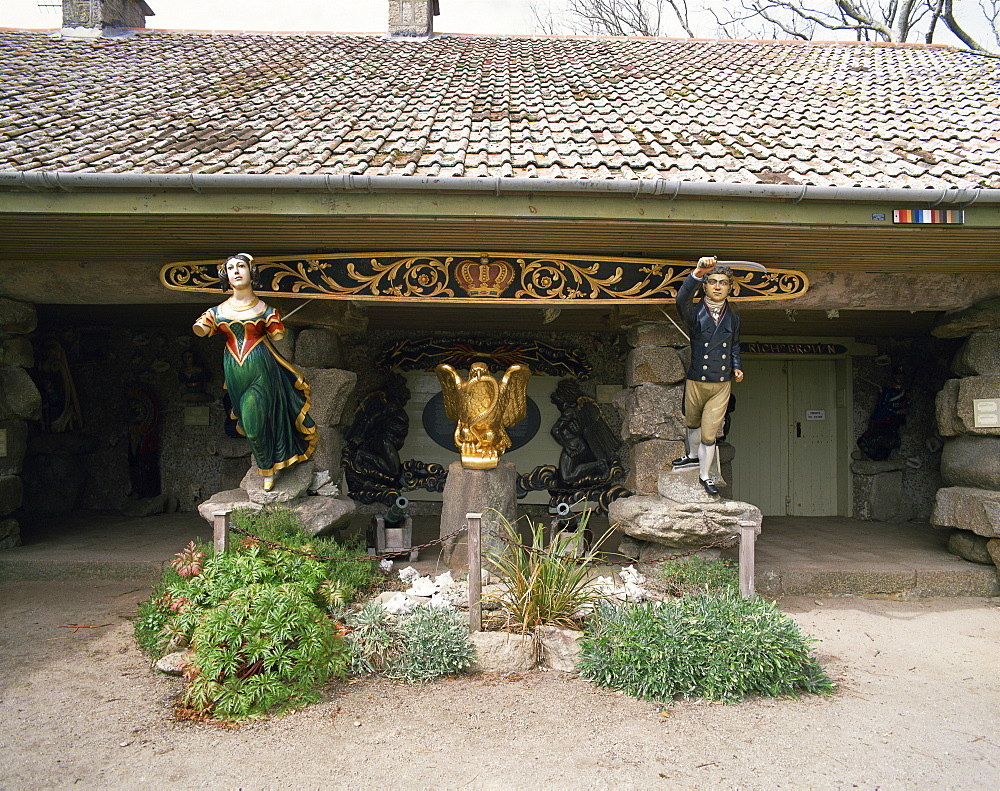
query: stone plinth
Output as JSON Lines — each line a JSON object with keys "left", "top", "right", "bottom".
{"left": 241, "top": 459, "right": 314, "bottom": 505}
{"left": 932, "top": 297, "right": 1000, "bottom": 338}
{"left": 614, "top": 383, "right": 686, "bottom": 442}
{"left": 947, "top": 529, "right": 995, "bottom": 565}
{"left": 0, "top": 419, "right": 28, "bottom": 476}
{"left": 658, "top": 468, "right": 723, "bottom": 504}
{"left": 439, "top": 460, "right": 517, "bottom": 569}
{"left": 851, "top": 459, "right": 909, "bottom": 522}
{"left": 935, "top": 379, "right": 962, "bottom": 437}
{"left": 956, "top": 376, "right": 1000, "bottom": 436}
{"left": 626, "top": 322, "right": 688, "bottom": 348}
{"left": 608, "top": 493, "right": 761, "bottom": 548}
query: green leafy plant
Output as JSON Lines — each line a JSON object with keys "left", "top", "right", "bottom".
{"left": 658, "top": 556, "right": 739, "bottom": 596}
{"left": 344, "top": 603, "right": 474, "bottom": 682}
{"left": 181, "top": 583, "right": 349, "bottom": 722}
{"left": 133, "top": 506, "right": 380, "bottom": 721}
{"left": 484, "top": 514, "right": 607, "bottom": 632}
{"left": 578, "top": 593, "right": 834, "bottom": 704}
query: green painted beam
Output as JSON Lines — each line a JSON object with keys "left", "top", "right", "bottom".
{"left": 1, "top": 190, "right": 998, "bottom": 228}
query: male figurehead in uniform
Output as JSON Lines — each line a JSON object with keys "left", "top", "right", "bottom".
{"left": 672, "top": 256, "right": 744, "bottom": 496}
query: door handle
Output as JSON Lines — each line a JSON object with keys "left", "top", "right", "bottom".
{"left": 796, "top": 422, "right": 801, "bottom": 438}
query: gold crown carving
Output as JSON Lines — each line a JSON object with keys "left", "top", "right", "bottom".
{"left": 455, "top": 256, "right": 516, "bottom": 298}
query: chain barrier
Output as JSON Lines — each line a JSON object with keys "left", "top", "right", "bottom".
{"left": 227, "top": 518, "right": 739, "bottom": 567}
{"left": 483, "top": 525, "right": 739, "bottom": 563}
{"left": 226, "top": 522, "right": 467, "bottom": 563}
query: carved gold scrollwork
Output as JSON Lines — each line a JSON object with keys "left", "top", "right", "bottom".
{"left": 161, "top": 252, "right": 809, "bottom": 303}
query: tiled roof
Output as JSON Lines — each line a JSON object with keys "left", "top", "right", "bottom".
{"left": 1, "top": 30, "right": 997, "bottom": 189}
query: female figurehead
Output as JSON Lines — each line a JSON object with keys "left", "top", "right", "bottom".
{"left": 192, "top": 253, "right": 317, "bottom": 491}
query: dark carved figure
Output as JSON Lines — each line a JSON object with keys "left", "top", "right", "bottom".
{"left": 550, "top": 378, "right": 621, "bottom": 489}
{"left": 857, "top": 365, "right": 910, "bottom": 461}
{"left": 519, "top": 378, "right": 629, "bottom": 512}
{"left": 343, "top": 374, "right": 411, "bottom": 503}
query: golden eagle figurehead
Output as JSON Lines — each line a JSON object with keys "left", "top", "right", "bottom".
{"left": 435, "top": 362, "right": 531, "bottom": 469}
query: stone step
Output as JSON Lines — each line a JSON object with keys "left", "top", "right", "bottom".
{"left": 754, "top": 564, "right": 1000, "bottom": 598}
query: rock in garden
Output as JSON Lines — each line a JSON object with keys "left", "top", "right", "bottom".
{"left": 155, "top": 650, "right": 192, "bottom": 676}
{"left": 289, "top": 495, "right": 355, "bottom": 536}
{"left": 468, "top": 631, "right": 535, "bottom": 675}
{"left": 196, "top": 488, "right": 260, "bottom": 524}
{"left": 535, "top": 625, "right": 583, "bottom": 673}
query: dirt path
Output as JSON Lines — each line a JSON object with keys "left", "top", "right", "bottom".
{"left": 1, "top": 581, "right": 998, "bottom": 789}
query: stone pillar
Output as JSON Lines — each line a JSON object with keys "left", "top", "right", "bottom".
{"left": 439, "top": 460, "right": 517, "bottom": 569}
{"left": 929, "top": 317, "right": 1000, "bottom": 571}
{"left": 614, "top": 321, "right": 690, "bottom": 495}
{"left": 0, "top": 297, "right": 40, "bottom": 549}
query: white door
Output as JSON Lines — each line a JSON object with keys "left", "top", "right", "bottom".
{"left": 728, "top": 358, "right": 840, "bottom": 516}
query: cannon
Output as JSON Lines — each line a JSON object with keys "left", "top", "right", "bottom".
{"left": 548, "top": 501, "right": 592, "bottom": 557}
{"left": 367, "top": 495, "right": 418, "bottom": 561}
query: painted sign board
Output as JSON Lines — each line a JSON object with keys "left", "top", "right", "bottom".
{"left": 973, "top": 399, "right": 999, "bottom": 428}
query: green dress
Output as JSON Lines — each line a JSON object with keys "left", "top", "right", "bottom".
{"left": 199, "top": 304, "right": 317, "bottom": 476}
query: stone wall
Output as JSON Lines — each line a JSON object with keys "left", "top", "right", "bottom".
{"left": 930, "top": 319, "right": 1000, "bottom": 572}
{"left": 0, "top": 297, "right": 40, "bottom": 548}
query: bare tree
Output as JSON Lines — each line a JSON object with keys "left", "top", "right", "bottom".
{"left": 711, "top": 0, "right": 990, "bottom": 52}
{"left": 531, "top": 0, "right": 696, "bottom": 37}
{"left": 532, "top": 0, "right": 996, "bottom": 52}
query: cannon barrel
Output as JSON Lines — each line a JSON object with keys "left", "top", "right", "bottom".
{"left": 384, "top": 495, "right": 409, "bottom": 525}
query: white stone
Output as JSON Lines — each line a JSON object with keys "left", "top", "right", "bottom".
{"left": 315, "top": 482, "right": 340, "bottom": 497}
{"left": 620, "top": 565, "right": 646, "bottom": 585}
{"left": 434, "top": 571, "right": 455, "bottom": 587}
{"left": 310, "top": 469, "right": 333, "bottom": 490}
{"left": 154, "top": 650, "right": 192, "bottom": 676}
{"left": 407, "top": 576, "right": 438, "bottom": 596}
{"left": 398, "top": 565, "right": 421, "bottom": 585}
{"left": 383, "top": 592, "right": 420, "bottom": 615}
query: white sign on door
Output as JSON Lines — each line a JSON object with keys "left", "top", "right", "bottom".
{"left": 805, "top": 410, "right": 825, "bottom": 421}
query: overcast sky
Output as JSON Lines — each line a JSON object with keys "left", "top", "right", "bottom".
{"left": 2, "top": 0, "right": 993, "bottom": 48}
{"left": 3, "top": 1, "right": 539, "bottom": 34}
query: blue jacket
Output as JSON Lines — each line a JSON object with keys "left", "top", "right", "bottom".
{"left": 676, "top": 273, "right": 742, "bottom": 383}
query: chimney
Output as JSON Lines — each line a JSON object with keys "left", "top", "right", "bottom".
{"left": 388, "top": 0, "right": 440, "bottom": 38}
{"left": 62, "top": 0, "right": 154, "bottom": 37}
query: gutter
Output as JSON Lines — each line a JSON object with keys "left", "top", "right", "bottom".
{"left": 0, "top": 170, "right": 993, "bottom": 207}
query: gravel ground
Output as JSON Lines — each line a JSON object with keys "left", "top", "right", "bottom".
{"left": 1, "top": 580, "right": 998, "bottom": 789}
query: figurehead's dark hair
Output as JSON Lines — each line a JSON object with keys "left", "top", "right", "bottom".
{"left": 708, "top": 264, "right": 734, "bottom": 285}
{"left": 219, "top": 252, "right": 261, "bottom": 291}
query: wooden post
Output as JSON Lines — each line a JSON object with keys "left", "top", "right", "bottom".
{"left": 467, "top": 512, "right": 483, "bottom": 632}
{"left": 213, "top": 510, "right": 230, "bottom": 555}
{"left": 738, "top": 521, "right": 756, "bottom": 599}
